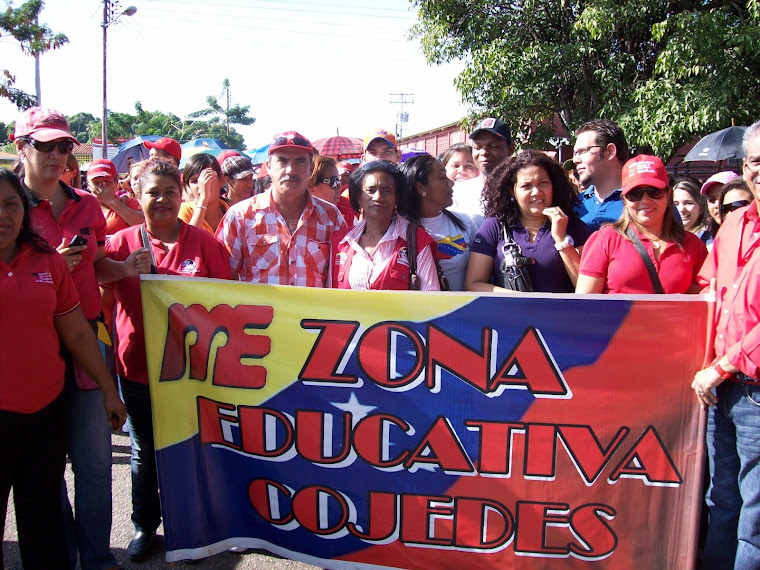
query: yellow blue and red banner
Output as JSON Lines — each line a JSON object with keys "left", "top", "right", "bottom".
{"left": 141, "top": 276, "right": 709, "bottom": 568}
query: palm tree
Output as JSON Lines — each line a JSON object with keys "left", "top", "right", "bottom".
{"left": 188, "top": 79, "right": 255, "bottom": 138}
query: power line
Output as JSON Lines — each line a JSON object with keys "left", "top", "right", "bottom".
{"left": 146, "top": 0, "right": 414, "bottom": 15}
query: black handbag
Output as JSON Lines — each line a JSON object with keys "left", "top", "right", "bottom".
{"left": 499, "top": 223, "right": 534, "bottom": 292}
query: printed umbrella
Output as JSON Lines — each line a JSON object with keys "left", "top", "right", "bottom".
{"left": 684, "top": 126, "right": 748, "bottom": 162}
{"left": 111, "top": 135, "right": 161, "bottom": 173}
{"left": 181, "top": 138, "right": 229, "bottom": 150}
{"left": 312, "top": 136, "right": 363, "bottom": 160}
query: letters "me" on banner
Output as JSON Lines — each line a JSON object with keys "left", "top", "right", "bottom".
{"left": 140, "top": 276, "right": 709, "bottom": 569}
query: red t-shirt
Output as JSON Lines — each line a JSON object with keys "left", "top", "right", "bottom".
{"left": 105, "top": 195, "right": 142, "bottom": 235}
{"left": 0, "top": 245, "right": 80, "bottom": 413}
{"left": 579, "top": 225, "right": 707, "bottom": 294}
{"left": 26, "top": 182, "right": 107, "bottom": 319}
{"left": 106, "top": 222, "right": 232, "bottom": 384}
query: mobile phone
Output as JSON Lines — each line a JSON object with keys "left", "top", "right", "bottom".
{"left": 70, "top": 234, "right": 88, "bottom": 247}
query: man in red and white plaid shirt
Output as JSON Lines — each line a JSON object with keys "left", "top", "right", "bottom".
{"left": 216, "top": 131, "right": 345, "bottom": 286}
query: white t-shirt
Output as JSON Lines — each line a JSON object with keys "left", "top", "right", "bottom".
{"left": 451, "top": 176, "right": 485, "bottom": 228}
{"left": 421, "top": 210, "right": 479, "bottom": 291}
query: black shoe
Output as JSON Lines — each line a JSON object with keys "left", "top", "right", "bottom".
{"left": 127, "top": 529, "right": 156, "bottom": 561}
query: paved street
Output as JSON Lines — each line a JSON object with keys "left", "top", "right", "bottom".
{"left": 2, "top": 432, "right": 320, "bottom": 570}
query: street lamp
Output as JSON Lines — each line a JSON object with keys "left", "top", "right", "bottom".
{"left": 102, "top": 1, "right": 136, "bottom": 158}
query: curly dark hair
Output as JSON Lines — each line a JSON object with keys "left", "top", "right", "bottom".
{"left": 0, "top": 167, "right": 54, "bottom": 253}
{"left": 482, "top": 151, "right": 580, "bottom": 227}
{"left": 348, "top": 161, "right": 419, "bottom": 221}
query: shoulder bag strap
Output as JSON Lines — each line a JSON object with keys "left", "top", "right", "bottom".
{"left": 406, "top": 220, "right": 420, "bottom": 290}
{"left": 140, "top": 224, "right": 159, "bottom": 275}
{"left": 625, "top": 226, "right": 664, "bottom": 294}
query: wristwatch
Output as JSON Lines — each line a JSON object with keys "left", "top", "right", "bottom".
{"left": 554, "top": 235, "right": 575, "bottom": 251}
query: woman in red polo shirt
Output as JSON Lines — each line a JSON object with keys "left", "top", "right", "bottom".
{"left": 0, "top": 168, "right": 125, "bottom": 569}
{"left": 106, "top": 158, "right": 231, "bottom": 561}
{"left": 576, "top": 155, "right": 707, "bottom": 294}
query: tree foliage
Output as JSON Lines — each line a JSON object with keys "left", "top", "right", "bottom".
{"left": 1, "top": 0, "right": 68, "bottom": 109}
{"left": 189, "top": 79, "right": 255, "bottom": 140}
{"left": 85, "top": 102, "right": 247, "bottom": 149}
{"left": 412, "top": 0, "right": 760, "bottom": 158}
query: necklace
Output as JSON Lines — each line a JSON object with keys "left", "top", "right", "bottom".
{"left": 639, "top": 231, "right": 662, "bottom": 249}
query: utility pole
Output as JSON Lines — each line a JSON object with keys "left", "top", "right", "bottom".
{"left": 221, "top": 79, "right": 231, "bottom": 136}
{"left": 390, "top": 93, "right": 414, "bottom": 138}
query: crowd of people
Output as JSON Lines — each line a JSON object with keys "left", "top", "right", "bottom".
{"left": 2, "top": 105, "right": 759, "bottom": 569}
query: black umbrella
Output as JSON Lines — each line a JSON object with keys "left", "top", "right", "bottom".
{"left": 684, "top": 126, "right": 748, "bottom": 162}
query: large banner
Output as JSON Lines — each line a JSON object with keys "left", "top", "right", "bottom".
{"left": 141, "top": 276, "right": 709, "bottom": 568}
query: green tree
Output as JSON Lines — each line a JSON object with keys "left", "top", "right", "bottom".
{"left": 1, "top": 0, "right": 68, "bottom": 109}
{"left": 189, "top": 79, "right": 255, "bottom": 145}
{"left": 412, "top": 0, "right": 760, "bottom": 158}
{"left": 88, "top": 102, "right": 248, "bottom": 149}
{"left": 67, "top": 112, "right": 96, "bottom": 143}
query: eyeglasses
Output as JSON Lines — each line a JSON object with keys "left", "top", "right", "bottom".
{"left": 624, "top": 187, "right": 666, "bottom": 202}
{"left": 721, "top": 200, "right": 751, "bottom": 215}
{"left": 319, "top": 176, "right": 340, "bottom": 189}
{"left": 360, "top": 160, "right": 399, "bottom": 173}
{"left": 23, "top": 138, "right": 75, "bottom": 154}
{"left": 572, "top": 145, "right": 602, "bottom": 158}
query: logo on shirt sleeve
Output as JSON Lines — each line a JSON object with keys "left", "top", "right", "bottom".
{"left": 180, "top": 259, "right": 199, "bottom": 275}
{"left": 33, "top": 272, "right": 54, "bottom": 284}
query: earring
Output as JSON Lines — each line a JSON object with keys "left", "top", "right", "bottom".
{"left": 421, "top": 192, "right": 427, "bottom": 197}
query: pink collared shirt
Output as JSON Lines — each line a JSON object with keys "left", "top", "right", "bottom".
{"left": 698, "top": 203, "right": 760, "bottom": 378}
{"left": 216, "top": 190, "right": 345, "bottom": 287}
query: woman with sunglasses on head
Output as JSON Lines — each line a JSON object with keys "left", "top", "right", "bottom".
{"left": 718, "top": 178, "right": 753, "bottom": 222}
{"left": 402, "top": 154, "right": 479, "bottom": 291}
{"left": 331, "top": 160, "right": 441, "bottom": 290}
{"left": 13, "top": 107, "right": 145, "bottom": 570}
{"left": 576, "top": 155, "right": 708, "bottom": 294}
{"left": 466, "top": 150, "right": 591, "bottom": 293}
{"left": 673, "top": 177, "right": 713, "bottom": 248}
{"left": 179, "top": 153, "right": 229, "bottom": 234}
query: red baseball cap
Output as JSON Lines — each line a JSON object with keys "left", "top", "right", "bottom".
{"left": 337, "top": 161, "right": 358, "bottom": 175}
{"left": 216, "top": 149, "right": 241, "bottom": 166}
{"left": 621, "top": 155, "right": 669, "bottom": 195}
{"left": 268, "top": 131, "right": 313, "bottom": 156}
{"left": 12, "top": 107, "right": 77, "bottom": 143}
{"left": 88, "top": 159, "right": 117, "bottom": 179}
{"left": 144, "top": 137, "right": 182, "bottom": 162}
{"left": 363, "top": 129, "right": 397, "bottom": 151}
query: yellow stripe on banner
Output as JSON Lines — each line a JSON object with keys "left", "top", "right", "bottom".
{"left": 140, "top": 276, "right": 477, "bottom": 449}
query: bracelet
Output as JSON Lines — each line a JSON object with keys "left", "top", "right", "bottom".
{"left": 195, "top": 204, "right": 207, "bottom": 210}
{"left": 712, "top": 361, "right": 734, "bottom": 380}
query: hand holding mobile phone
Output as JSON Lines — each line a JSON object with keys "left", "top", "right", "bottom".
{"left": 70, "top": 234, "right": 88, "bottom": 248}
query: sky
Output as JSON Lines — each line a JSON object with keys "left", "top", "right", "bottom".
{"left": 0, "top": 0, "right": 470, "bottom": 150}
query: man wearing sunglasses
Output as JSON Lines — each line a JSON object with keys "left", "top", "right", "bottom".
{"left": 694, "top": 119, "right": 760, "bottom": 569}
{"left": 217, "top": 131, "right": 346, "bottom": 286}
{"left": 573, "top": 119, "right": 629, "bottom": 231}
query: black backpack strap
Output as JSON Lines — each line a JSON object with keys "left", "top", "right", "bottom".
{"left": 625, "top": 226, "right": 664, "bottom": 294}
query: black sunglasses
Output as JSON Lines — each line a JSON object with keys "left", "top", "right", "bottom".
{"left": 721, "top": 200, "right": 751, "bottom": 215}
{"left": 624, "top": 187, "right": 666, "bottom": 202}
{"left": 320, "top": 176, "right": 340, "bottom": 189}
{"left": 272, "top": 135, "right": 311, "bottom": 148}
{"left": 23, "top": 138, "right": 75, "bottom": 154}
{"left": 360, "top": 160, "right": 399, "bottom": 173}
